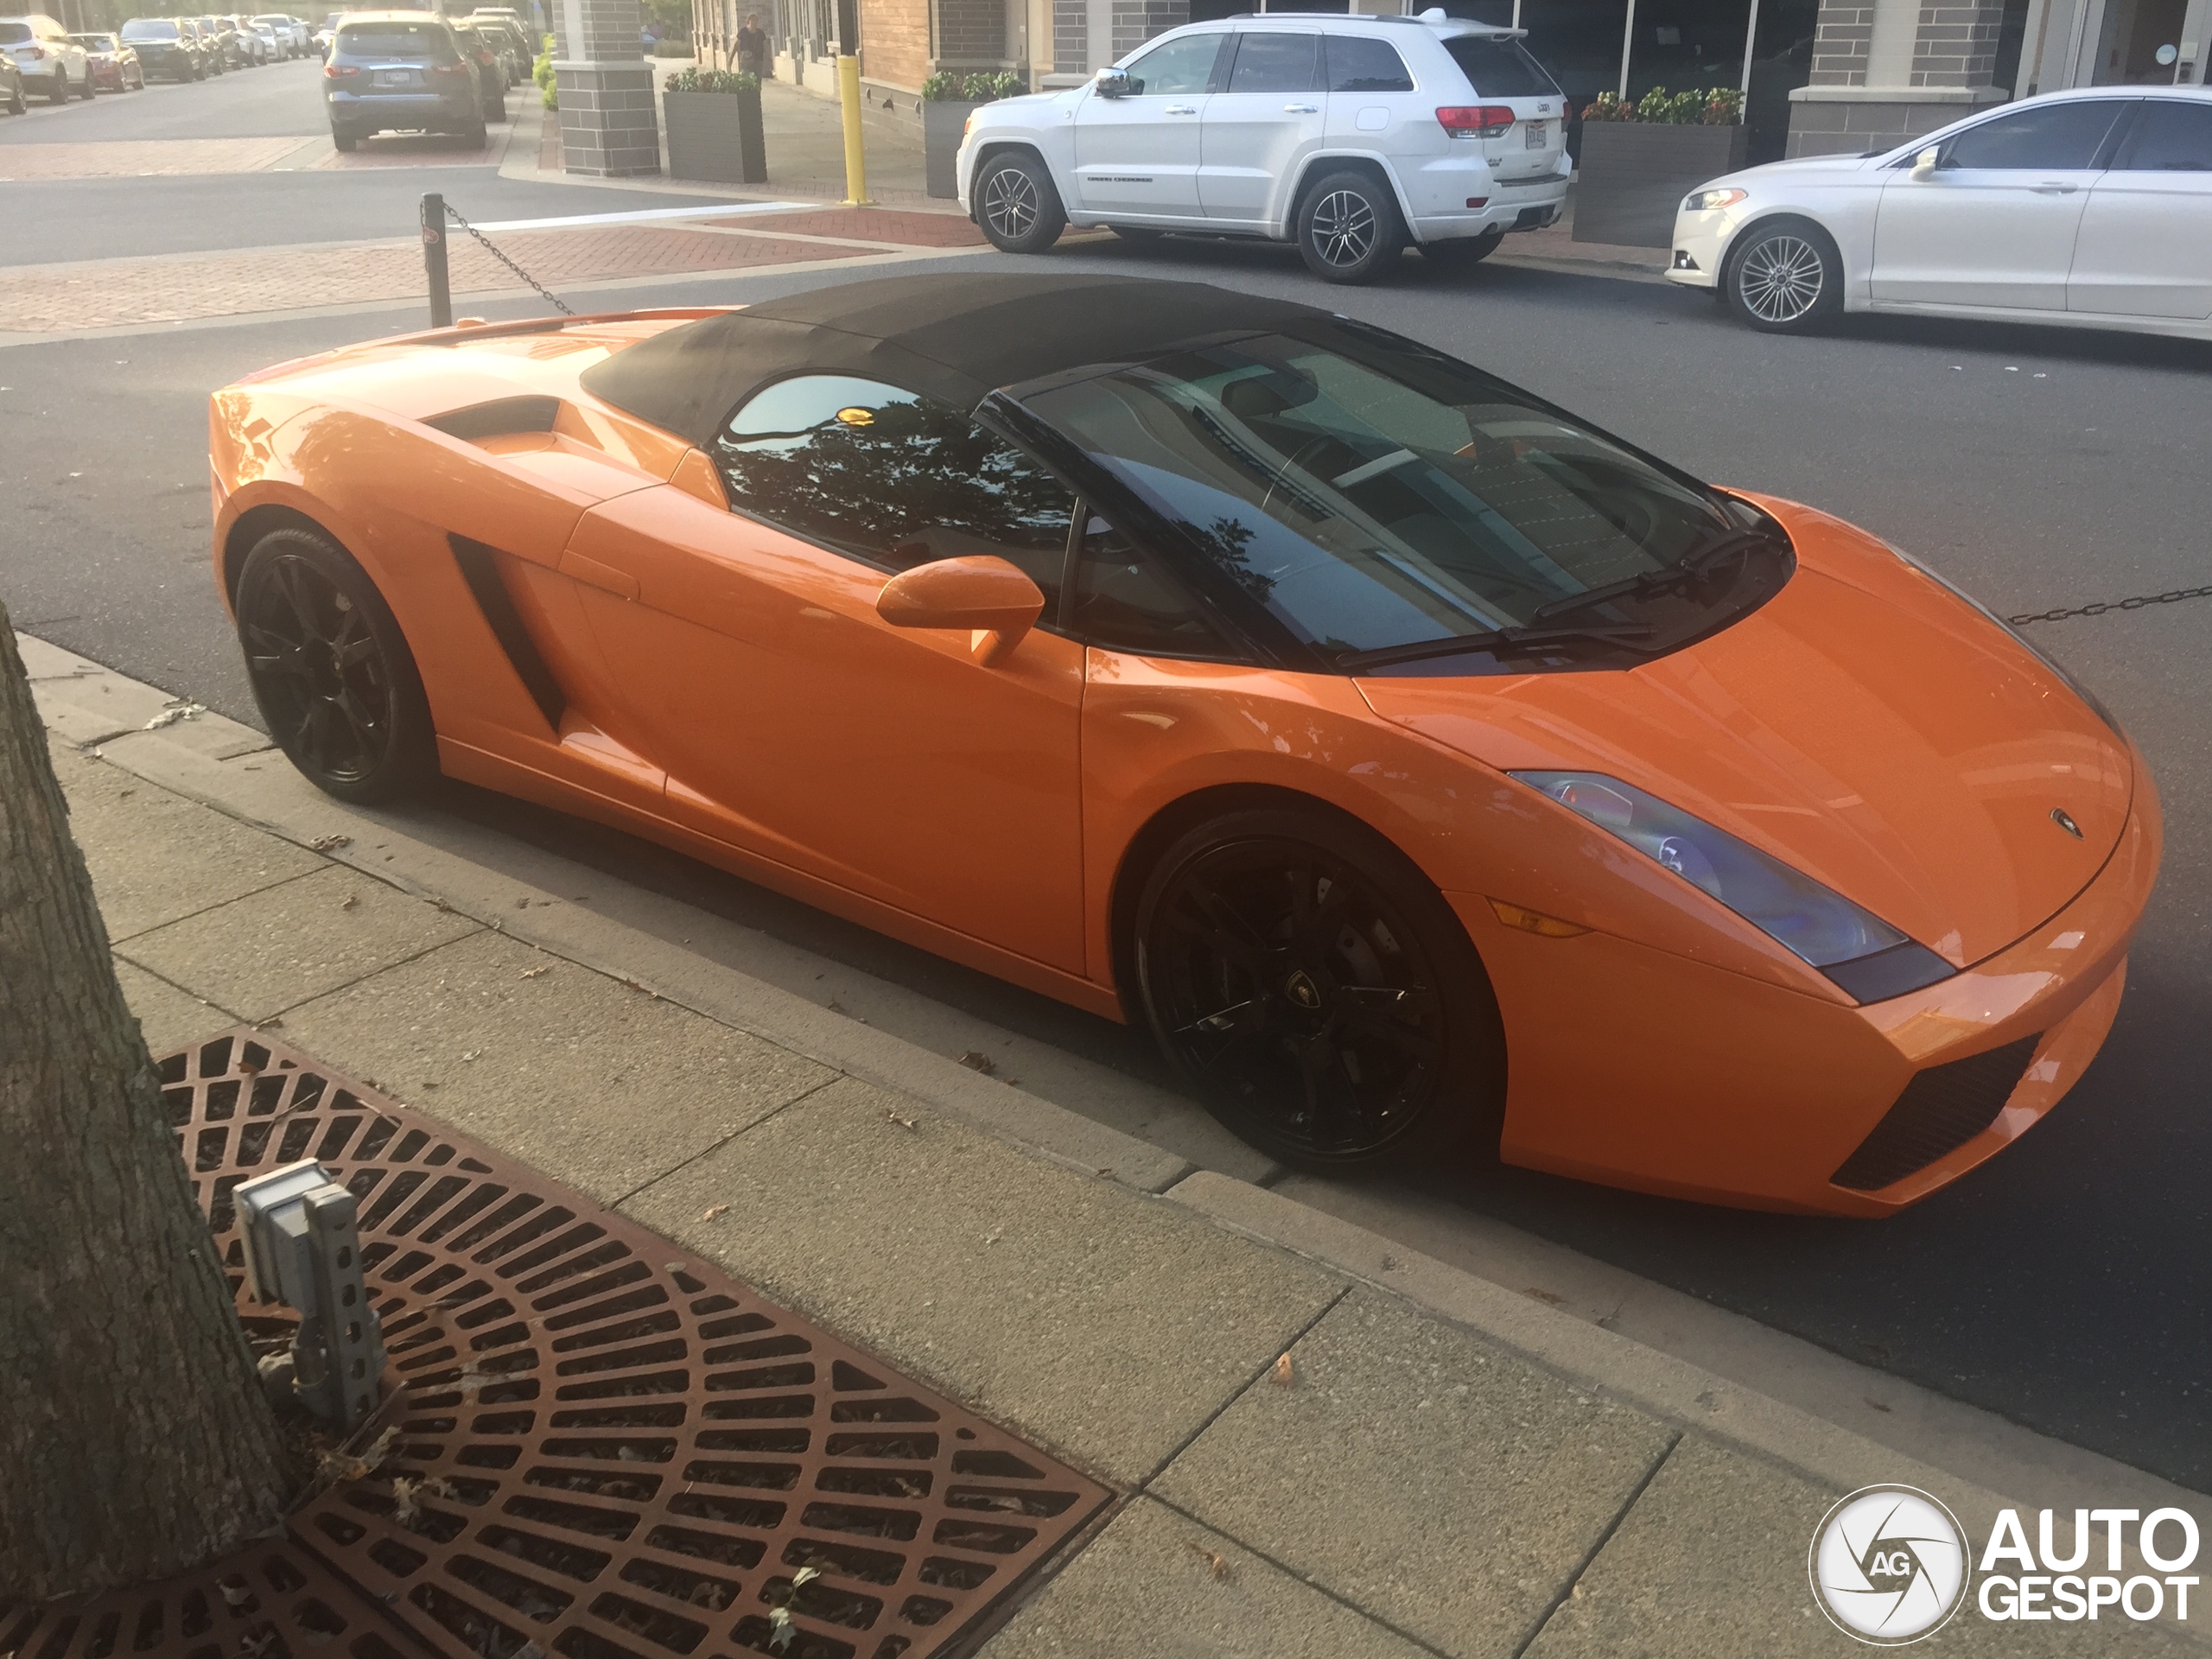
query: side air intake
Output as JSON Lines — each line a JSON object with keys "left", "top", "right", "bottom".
{"left": 424, "top": 396, "right": 561, "bottom": 442}
{"left": 1830, "top": 1033, "right": 2043, "bottom": 1192}
{"left": 448, "top": 534, "right": 566, "bottom": 732}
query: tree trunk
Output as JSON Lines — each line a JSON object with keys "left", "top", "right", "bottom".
{"left": 0, "top": 609, "right": 289, "bottom": 1599}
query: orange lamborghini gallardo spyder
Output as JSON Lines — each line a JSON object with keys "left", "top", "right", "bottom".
{"left": 209, "top": 274, "right": 2158, "bottom": 1216}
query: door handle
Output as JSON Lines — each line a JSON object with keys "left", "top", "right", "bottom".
{"left": 2032, "top": 181, "right": 2078, "bottom": 194}
{"left": 1283, "top": 103, "right": 1318, "bottom": 112}
{"left": 1163, "top": 104, "right": 1197, "bottom": 114}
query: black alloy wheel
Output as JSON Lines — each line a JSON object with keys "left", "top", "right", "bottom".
{"left": 45, "top": 67, "right": 68, "bottom": 101}
{"left": 235, "top": 526, "right": 437, "bottom": 803}
{"left": 75, "top": 66, "right": 94, "bottom": 97}
{"left": 1725, "top": 216, "right": 1844, "bottom": 334}
{"left": 1135, "top": 807, "right": 1504, "bottom": 1172}
{"left": 1295, "top": 168, "right": 1405, "bottom": 285}
{"left": 975, "top": 150, "right": 1066, "bottom": 255}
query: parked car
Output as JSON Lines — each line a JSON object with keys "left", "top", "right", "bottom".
{"left": 0, "top": 15, "right": 91, "bottom": 100}
{"left": 207, "top": 270, "right": 2156, "bottom": 1213}
{"left": 0, "top": 46, "right": 22, "bottom": 111}
{"left": 219, "top": 15, "right": 267, "bottom": 61}
{"left": 450, "top": 19, "right": 506, "bottom": 112}
{"left": 313, "top": 10, "right": 340, "bottom": 55}
{"left": 249, "top": 19, "right": 282, "bottom": 60}
{"left": 120, "top": 16, "right": 202, "bottom": 79}
{"left": 69, "top": 30, "right": 144, "bottom": 90}
{"left": 324, "top": 11, "right": 486, "bottom": 150}
{"left": 958, "top": 12, "right": 1571, "bottom": 284}
{"left": 252, "top": 11, "right": 306, "bottom": 54}
{"left": 467, "top": 10, "right": 531, "bottom": 78}
{"left": 1672, "top": 85, "right": 2212, "bottom": 342}
{"left": 199, "top": 15, "right": 251, "bottom": 67}
{"left": 176, "top": 17, "right": 221, "bottom": 72}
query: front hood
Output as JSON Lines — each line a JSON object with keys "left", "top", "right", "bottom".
{"left": 1358, "top": 499, "right": 2132, "bottom": 969}
{"left": 1715, "top": 152, "right": 1885, "bottom": 189}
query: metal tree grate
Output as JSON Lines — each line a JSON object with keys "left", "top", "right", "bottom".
{"left": 2, "top": 1033, "right": 1109, "bottom": 1659}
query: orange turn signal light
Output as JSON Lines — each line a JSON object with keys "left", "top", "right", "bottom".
{"left": 1488, "top": 899, "right": 1590, "bottom": 938}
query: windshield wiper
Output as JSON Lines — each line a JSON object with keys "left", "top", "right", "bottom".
{"left": 1337, "top": 620, "right": 1657, "bottom": 672}
{"left": 1526, "top": 528, "right": 1776, "bottom": 626}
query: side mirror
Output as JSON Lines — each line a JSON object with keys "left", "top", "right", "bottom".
{"left": 1093, "top": 65, "right": 1131, "bottom": 99}
{"left": 876, "top": 555, "right": 1045, "bottom": 667}
{"left": 1910, "top": 145, "right": 1941, "bottom": 180}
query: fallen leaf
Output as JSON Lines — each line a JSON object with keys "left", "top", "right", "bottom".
{"left": 885, "top": 1109, "right": 917, "bottom": 1131}
{"left": 1864, "top": 1396, "right": 1893, "bottom": 1414}
{"left": 956, "top": 1050, "right": 996, "bottom": 1076}
{"left": 701, "top": 1204, "right": 730, "bottom": 1222}
{"left": 461, "top": 1049, "right": 481, "bottom": 1062}
{"left": 519, "top": 964, "right": 550, "bottom": 979}
{"left": 144, "top": 700, "right": 207, "bottom": 730}
{"left": 309, "top": 834, "right": 352, "bottom": 853}
{"left": 1188, "top": 1542, "right": 1231, "bottom": 1581}
{"left": 791, "top": 1567, "right": 821, "bottom": 1590}
{"left": 218, "top": 1579, "right": 254, "bottom": 1609}
{"left": 1271, "top": 1353, "right": 1295, "bottom": 1388}
{"left": 1524, "top": 1287, "right": 1566, "bottom": 1306}
{"left": 340, "top": 894, "right": 359, "bottom": 911}
{"left": 766, "top": 1606, "right": 797, "bottom": 1653}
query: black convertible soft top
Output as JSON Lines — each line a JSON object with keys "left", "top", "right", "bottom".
{"left": 577, "top": 272, "right": 1326, "bottom": 448}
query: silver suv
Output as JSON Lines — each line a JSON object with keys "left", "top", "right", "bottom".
{"left": 958, "top": 10, "right": 1569, "bottom": 283}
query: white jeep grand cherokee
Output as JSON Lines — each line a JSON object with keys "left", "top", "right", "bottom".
{"left": 957, "top": 10, "right": 1570, "bottom": 284}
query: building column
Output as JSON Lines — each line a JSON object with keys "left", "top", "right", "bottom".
{"left": 1785, "top": 0, "right": 2010, "bottom": 156}
{"left": 555, "top": 0, "right": 662, "bottom": 177}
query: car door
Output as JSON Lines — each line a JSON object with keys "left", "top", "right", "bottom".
{"left": 1199, "top": 29, "right": 1325, "bottom": 227}
{"left": 1071, "top": 30, "right": 1228, "bottom": 220}
{"left": 560, "top": 375, "right": 1092, "bottom": 973}
{"left": 1871, "top": 99, "right": 2133, "bottom": 309}
{"left": 2067, "top": 99, "right": 2212, "bottom": 320}
{"left": 1321, "top": 33, "right": 1420, "bottom": 154}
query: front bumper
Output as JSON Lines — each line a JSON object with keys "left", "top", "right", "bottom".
{"left": 1455, "top": 749, "right": 2161, "bottom": 1216}
{"left": 1665, "top": 201, "right": 1753, "bottom": 290}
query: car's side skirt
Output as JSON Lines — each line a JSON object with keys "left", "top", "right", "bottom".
{"left": 1862, "top": 298, "right": 2212, "bottom": 340}
{"left": 436, "top": 735, "right": 1131, "bottom": 1025}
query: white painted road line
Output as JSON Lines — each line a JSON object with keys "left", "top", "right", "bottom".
{"left": 466, "top": 200, "right": 810, "bottom": 232}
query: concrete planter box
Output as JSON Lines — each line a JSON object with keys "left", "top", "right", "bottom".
{"left": 925, "top": 98, "right": 980, "bottom": 199}
{"left": 1573, "top": 121, "right": 1749, "bottom": 249}
{"left": 664, "top": 85, "right": 766, "bottom": 185}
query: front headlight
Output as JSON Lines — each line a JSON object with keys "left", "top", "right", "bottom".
{"left": 1682, "top": 187, "right": 1747, "bottom": 212}
{"left": 1511, "top": 772, "right": 1955, "bottom": 1003}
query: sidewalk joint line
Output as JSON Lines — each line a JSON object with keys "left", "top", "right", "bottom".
{"left": 604, "top": 1073, "right": 845, "bottom": 1211}
{"left": 109, "top": 955, "right": 248, "bottom": 1029}
{"left": 254, "top": 925, "right": 490, "bottom": 1025}
{"left": 1507, "top": 1428, "right": 1682, "bottom": 1658}
{"left": 1132, "top": 1282, "right": 1352, "bottom": 1493}
{"left": 1145, "top": 1492, "right": 1459, "bottom": 1659}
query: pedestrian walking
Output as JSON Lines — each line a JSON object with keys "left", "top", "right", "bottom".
{"left": 735, "top": 10, "right": 767, "bottom": 78}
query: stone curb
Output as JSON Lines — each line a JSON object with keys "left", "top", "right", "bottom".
{"left": 24, "top": 632, "right": 2212, "bottom": 1619}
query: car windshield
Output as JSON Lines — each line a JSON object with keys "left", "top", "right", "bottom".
{"left": 1443, "top": 35, "right": 1560, "bottom": 98}
{"left": 1022, "top": 323, "right": 1786, "bottom": 667}
{"left": 337, "top": 21, "right": 447, "bottom": 54}
{"left": 122, "top": 18, "right": 179, "bottom": 34}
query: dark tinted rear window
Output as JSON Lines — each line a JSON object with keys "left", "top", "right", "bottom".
{"left": 1944, "top": 100, "right": 2126, "bottom": 168}
{"left": 1324, "top": 35, "right": 1412, "bottom": 92}
{"left": 1444, "top": 35, "right": 1560, "bottom": 98}
{"left": 122, "top": 17, "right": 179, "bottom": 34}
{"left": 337, "top": 21, "right": 451, "bottom": 55}
{"left": 2119, "top": 99, "right": 2212, "bottom": 170}
{"left": 0, "top": 22, "right": 32, "bottom": 41}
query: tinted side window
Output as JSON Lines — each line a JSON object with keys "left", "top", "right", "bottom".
{"left": 1226, "top": 32, "right": 1318, "bottom": 94}
{"left": 1122, "top": 32, "right": 1224, "bottom": 96}
{"left": 2118, "top": 100, "right": 2212, "bottom": 170}
{"left": 1442, "top": 37, "right": 1559, "bottom": 97}
{"left": 1324, "top": 35, "right": 1413, "bottom": 93}
{"left": 1944, "top": 100, "right": 2128, "bottom": 169}
{"left": 715, "top": 375, "right": 1077, "bottom": 606}
{"left": 1069, "top": 515, "right": 1231, "bottom": 658}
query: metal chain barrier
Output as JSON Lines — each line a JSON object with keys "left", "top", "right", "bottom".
{"left": 2009, "top": 585, "right": 2212, "bottom": 626}
{"left": 442, "top": 200, "right": 575, "bottom": 316}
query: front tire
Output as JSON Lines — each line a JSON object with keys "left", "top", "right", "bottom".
{"left": 1724, "top": 216, "right": 1844, "bottom": 334}
{"left": 235, "top": 526, "right": 438, "bottom": 804}
{"left": 974, "top": 149, "right": 1065, "bottom": 254}
{"left": 1294, "top": 168, "right": 1406, "bottom": 285}
{"left": 1135, "top": 806, "right": 1505, "bottom": 1173}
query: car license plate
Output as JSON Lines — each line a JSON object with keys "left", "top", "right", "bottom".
{"left": 376, "top": 67, "right": 411, "bottom": 85}
{"left": 1525, "top": 119, "right": 1547, "bottom": 148}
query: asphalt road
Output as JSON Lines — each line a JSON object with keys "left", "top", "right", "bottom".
{"left": 5, "top": 120, "right": 2211, "bottom": 1489}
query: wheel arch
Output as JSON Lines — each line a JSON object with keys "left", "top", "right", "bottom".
{"left": 1281, "top": 151, "right": 1416, "bottom": 236}
{"left": 967, "top": 137, "right": 1057, "bottom": 204}
{"left": 222, "top": 501, "right": 345, "bottom": 607}
{"left": 1716, "top": 209, "right": 1853, "bottom": 295}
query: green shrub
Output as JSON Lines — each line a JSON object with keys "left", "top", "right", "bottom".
{"left": 664, "top": 65, "right": 758, "bottom": 92}
{"left": 1585, "top": 86, "right": 1742, "bottom": 124}
{"left": 1579, "top": 90, "right": 1629, "bottom": 122}
{"left": 924, "top": 68, "right": 1027, "bottom": 101}
{"left": 921, "top": 70, "right": 965, "bottom": 100}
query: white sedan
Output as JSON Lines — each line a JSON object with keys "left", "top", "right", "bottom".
{"left": 1669, "top": 86, "right": 2212, "bottom": 340}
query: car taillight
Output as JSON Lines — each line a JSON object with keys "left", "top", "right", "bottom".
{"left": 323, "top": 60, "right": 357, "bottom": 74}
{"left": 430, "top": 60, "right": 469, "bottom": 77}
{"left": 24, "top": 44, "right": 45, "bottom": 58}
{"left": 1436, "top": 105, "right": 1516, "bottom": 137}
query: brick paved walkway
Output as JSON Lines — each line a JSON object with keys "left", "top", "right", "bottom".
{"left": 0, "top": 137, "right": 315, "bottom": 179}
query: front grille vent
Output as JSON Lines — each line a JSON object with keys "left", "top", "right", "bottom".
{"left": 1830, "top": 1033, "right": 2044, "bottom": 1192}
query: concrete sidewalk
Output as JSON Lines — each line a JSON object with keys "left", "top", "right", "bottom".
{"left": 25, "top": 632, "right": 2207, "bottom": 1656}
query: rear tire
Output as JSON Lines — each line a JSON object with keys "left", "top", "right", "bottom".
{"left": 235, "top": 526, "right": 438, "bottom": 804}
{"left": 45, "top": 68, "right": 68, "bottom": 102}
{"left": 1723, "top": 215, "right": 1844, "bottom": 334}
{"left": 74, "top": 67, "right": 94, "bottom": 99}
{"left": 331, "top": 126, "right": 356, "bottom": 150}
{"left": 1134, "top": 805, "right": 1506, "bottom": 1174}
{"left": 463, "top": 118, "right": 487, "bottom": 147}
{"left": 1294, "top": 168, "right": 1405, "bottom": 285}
{"left": 974, "top": 149, "right": 1066, "bottom": 254}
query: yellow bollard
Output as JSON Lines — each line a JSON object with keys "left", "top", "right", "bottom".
{"left": 836, "top": 53, "right": 874, "bottom": 207}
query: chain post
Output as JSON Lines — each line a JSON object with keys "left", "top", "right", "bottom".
{"left": 420, "top": 192, "right": 452, "bottom": 328}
